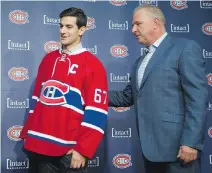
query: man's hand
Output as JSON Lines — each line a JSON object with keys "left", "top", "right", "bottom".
{"left": 177, "top": 146, "right": 198, "bottom": 163}
{"left": 66, "top": 150, "right": 86, "bottom": 169}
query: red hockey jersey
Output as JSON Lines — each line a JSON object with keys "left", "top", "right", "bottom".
{"left": 20, "top": 45, "right": 108, "bottom": 159}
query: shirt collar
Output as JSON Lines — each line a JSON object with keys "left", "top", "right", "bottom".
{"left": 152, "top": 32, "right": 168, "bottom": 48}
{"left": 59, "top": 43, "right": 86, "bottom": 55}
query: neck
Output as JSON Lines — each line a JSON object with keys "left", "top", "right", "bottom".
{"left": 63, "top": 40, "right": 81, "bottom": 51}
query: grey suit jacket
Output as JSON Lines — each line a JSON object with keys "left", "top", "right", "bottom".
{"left": 109, "top": 36, "right": 208, "bottom": 162}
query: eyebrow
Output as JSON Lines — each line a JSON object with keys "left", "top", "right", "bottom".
{"left": 59, "top": 23, "right": 73, "bottom": 27}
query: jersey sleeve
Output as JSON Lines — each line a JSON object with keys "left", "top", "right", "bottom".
{"left": 19, "top": 55, "right": 46, "bottom": 139}
{"left": 74, "top": 56, "right": 108, "bottom": 159}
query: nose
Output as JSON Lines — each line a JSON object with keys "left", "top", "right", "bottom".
{"left": 60, "top": 26, "right": 66, "bottom": 34}
{"left": 132, "top": 25, "right": 137, "bottom": 34}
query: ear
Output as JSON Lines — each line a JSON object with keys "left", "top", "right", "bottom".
{"left": 78, "top": 26, "right": 86, "bottom": 36}
{"left": 153, "top": 18, "right": 160, "bottom": 29}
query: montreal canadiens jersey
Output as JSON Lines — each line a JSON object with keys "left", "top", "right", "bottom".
{"left": 20, "top": 45, "right": 108, "bottom": 159}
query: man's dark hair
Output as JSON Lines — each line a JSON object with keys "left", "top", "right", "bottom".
{"left": 59, "top": 7, "right": 87, "bottom": 28}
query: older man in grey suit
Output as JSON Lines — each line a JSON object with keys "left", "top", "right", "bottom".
{"left": 109, "top": 5, "right": 208, "bottom": 173}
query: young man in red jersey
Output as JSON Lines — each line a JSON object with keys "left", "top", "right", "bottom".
{"left": 20, "top": 7, "right": 108, "bottom": 173}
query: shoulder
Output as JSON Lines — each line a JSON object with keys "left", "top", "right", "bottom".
{"left": 171, "top": 37, "right": 201, "bottom": 50}
{"left": 83, "top": 51, "right": 106, "bottom": 72}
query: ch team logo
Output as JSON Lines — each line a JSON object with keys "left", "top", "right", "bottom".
{"left": 7, "top": 125, "right": 23, "bottom": 141}
{"left": 8, "top": 67, "right": 29, "bottom": 81}
{"left": 109, "top": 0, "right": 127, "bottom": 6}
{"left": 9, "top": 10, "right": 29, "bottom": 24}
{"left": 170, "top": 0, "right": 188, "bottom": 10}
{"left": 207, "top": 73, "right": 212, "bottom": 86}
{"left": 86, "top": 17, "right": 96, "bottom": 30}
{"left": 208, "top": 127, "right": 212, "bottom": 138}
{"left": 110, "top": 44, "right": 128, "bottom": 58}
{"left": 44, "top": 41, "right": 61, "bottom": 53}
{"left": 112, "top": 107, "right": 130, "bottom": 112}
{"left": 40, "top": 80, "right": 70, "bottom": 105}
{"left": 113, "top": 154, "right": 132, "bottom": 169}
{"left": 202, "top": 23, "right": 212, "bottom": 35}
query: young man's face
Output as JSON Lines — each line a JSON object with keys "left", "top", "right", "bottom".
{"left": 60, "top": 16, "right": 85, "bottom": 49}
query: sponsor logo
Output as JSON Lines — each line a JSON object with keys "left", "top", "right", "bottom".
{"left": 112, "top": 128, "right": 131, "bottom": 138}
{"left": 44, "top": 41, "right": 61, "bottom": 53}
{"left": 202, "top": 23, "right": 212, "bottom": 35}
{"left": 208, "top": 102, "right": 212, "bottom": 110}
{"left": 7, "top": 158, "right": 29, "bottom": 169}
{"left": 110, "top": 73, "right": 130, "bottom": 83}
{"left": 110, "top": 44, "right": 128, "bottom": 58}
{"left": 210, "top": 155, "right": 212, "bottom": 164}
{"left": 112, "top": 107, "right": 130, "bottom": 112}
{"left": 7, "top": 98, "right": 29, "bottom": 109}
{"left": 87, "top": 17, "right": 96, "bottom": 30}
{"left": 139, "top": 0, "right": 158, "bottom": 6}
{"left": 200, "top": 0, "right": 212, "bottom": 9}
{"left": 208, "top": 127, "right": 212, "bottom": 138}
{"left": 8, "top": 67, "right": 29, "bottom": 81}
{"left": 109, "top": 20, "right": 128, "bottom": 30}
{"left": 44, "top": 15, "right": 60, "bottom": 25}
{"left": 203, "top": 49, "right": 212, "bottom": 59}
{"left": 86, "top": 45, "right": 97, "bottom": 55}
{"left": 207, "top": 73, "right": 212, "bottom": 86}
{"left": 8, "top": 40, "right": 30, "bottom": 51}
{"left": 83, "top": 0, "right": 96, "bottom": 1}
{"left": 9, "top": 10, "right": 29, "bottom": 24}
{"left": 170, "top": 0, "right": 188, "bottom": 10}
{"left": 88, "top": 157, "right": 99, "bottom": 167}
{"left": 171, "top": 24, "right": 189, "bottom": 33}
{"left": 113, "top": 154, "right": 132, "bottom": 169}
{"left": 109, "top": 0, "right": 127, "bottom": 6}
{"left": 7, "top": 125, "right": 23, "bottom": 141}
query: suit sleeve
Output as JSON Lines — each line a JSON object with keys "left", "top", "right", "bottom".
{"left": 109, "top": 80, "right": 134, "bottom": 107}
{"left": 19, "top": 56, "right": 45, "bottom": 139}
{"left": 179, "top": 40, "right": 208, "bottom": 150}
{"left": 73, "top": 59, "right": 108, "bottom": 159}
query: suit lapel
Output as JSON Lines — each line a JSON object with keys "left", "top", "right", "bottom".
{"left": 139, "top": 36, "right": 173, "bottom": 90}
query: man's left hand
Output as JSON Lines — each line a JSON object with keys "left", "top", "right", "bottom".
{"left": 177, "top": 145, "right": 198, "bottom": 163}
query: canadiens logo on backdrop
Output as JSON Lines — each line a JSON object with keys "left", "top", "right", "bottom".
{"left": 86, "top": 45, "right": 97, "bottom": 55}
{"left": 139, "top": 0, "right": 158, "bottom": 6}
{"left": 86, "top": 17, "right": 96, "bottom": 30}
{"left": 200, "top": 0, "right": 212, "bottom": 9}
{"left": 9, "top": 10, "right": 29, "bottom": 24}
{"left": 110, "top": 44, "right": 129, "bottom": 58}
{"left": 8, "top": 40, "right": 30, "bottom": 51}
{"left": 110, "top": 73, "right": 130, "bottom": 83}
{"left": 43, "top": 15, "right": 60, "bottom": 25}
{"left": 88, "top": 157, "right": 99, "bottom": 167}
{"left": 7, "top": 125, "right": 23, "bottom": 141}
{"left": 7, "top": 158, "right": 29, "bottom": 169}
{"left": 113, "top": 154, "right": 132, "bottom": 169}
{"left": 109, "top": 20, "right": 128, "bottom": 30}
{"left": 109, "top": 0, "right": 127, "bottom": 6}
{"left": 44, "top": 41, "right": 61, "bottom": 53}
{"left": 202, "top": 23, "right": 212, "bottom": 35}
{"left": 7, "top": 98, "right": 29, "bottom": 109}
{"left": 8, "top": 67, "right": 29, "bottom": 81}
{"left": 40, "top": 80, "right": 69, "bottom": 105}
{"left": 171, "top": 24, "right": 189, "bottom": 33}
{"left": 206, "top": 73, "right": 212, "bottom": 86}
{"left": 112, "top": 128, "right": 132, "bottom": 138}
{"left": 208, "top": 127, "right": 212, "bottom": 138}
{"left": 170, "top": 0, "right": 188, "bottom": 10}
{"left": 203, "top": 49, "right": 212, "bottom": 59}
{"left": 112, "top": 107, "right": 130, "bottom": 112}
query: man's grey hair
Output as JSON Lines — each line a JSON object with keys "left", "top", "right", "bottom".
{"left": 133, "top": 5, "right": 166, "bottom": 25}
